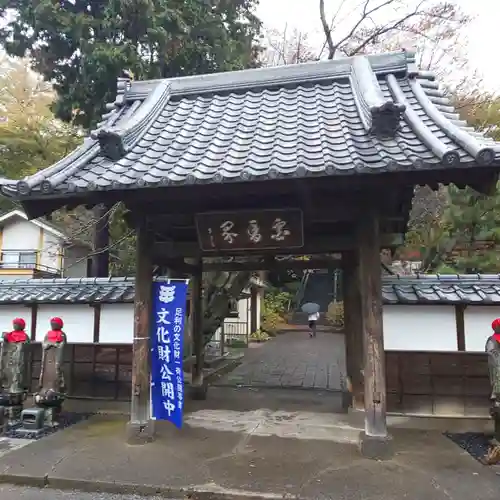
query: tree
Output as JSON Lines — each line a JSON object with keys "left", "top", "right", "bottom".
{"left": 317, "top": 0, "right": 469, "bottom": 62}
{"left": 262, "top": 26, "right": 317, "bottom": 66}
{"left": 0, "top": 0, "right": 262, "bottom": 129}
{"left": 0, "top": 57, "right": 81, "bottom": 179}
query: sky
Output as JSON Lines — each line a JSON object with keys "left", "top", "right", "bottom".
{"left": 256, "top": 0, "right": 499, "bottom": 92}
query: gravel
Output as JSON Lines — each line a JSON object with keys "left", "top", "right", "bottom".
{"left": 0, "top": 485, "right": 182, "bottom": 499}
{"left": 445, "top": 431, "right": 500, "bottom": 467}
{"left": 4, "top": 412, "right": 91, "bottom": 440}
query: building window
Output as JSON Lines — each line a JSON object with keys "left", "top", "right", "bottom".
{"left": 0, "top": 251, "right": 37, "bottom": 269}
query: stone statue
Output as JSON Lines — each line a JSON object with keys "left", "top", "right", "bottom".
{"left": 0, "top": 318, "right": 30, "bottom": 426}
{"left": 33, "top": 317, "right": 67, "bottom": 426}
{"left": 484, "top": 318, "right": 500, "bottom": 464}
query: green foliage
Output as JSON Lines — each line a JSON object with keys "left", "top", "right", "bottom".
{"left": 249, "top": 329, "right": 269, "bottom": 342}
{"left": 260, "top": 288, "right": 291, "bottom": 335}
{"left": 0, "top": 57, "right": 81, "bottom": 179}
{"left": 402, "top": 94, "right": 500, "bottom": 274}
{"left": 326, "top": 301, "right": 344, "bottom": 328}
{"left": 262, "top": 289, "right": 291, "bottom": 315}
{"left": 0, "top": 0, "right": 262, "bottom": 129}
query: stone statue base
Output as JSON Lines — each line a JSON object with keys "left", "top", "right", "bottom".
{"left": 483, "top": 403, "right": 500, "bottom": 465}
{"left": 0, "top": 391, "right": 26, "bottom": 427}
{"left": 4, "top": 405, "right": 23, "bottom": 425}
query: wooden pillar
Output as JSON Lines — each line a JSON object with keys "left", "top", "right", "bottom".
{"left": 357, "top": 212, "right": 392, "bottom": 459}
{"left": 90, "top": 204, "right": 110, "bottom": 277}
{"left": 190, "top": 257, "right": 207, "bottom": 400}
{"left": 126, "top": 223, "right": 154, "bottom": 444}
{"left": 455, "top": 305, "right": 466, "bottom": 351}
{"left": 250, "top": 286, "right": 258, "bottom": 334}
{"left": 342, "top": 250, "right": 364, "bottom": 411}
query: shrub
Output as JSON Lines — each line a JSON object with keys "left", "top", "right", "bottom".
{"left": 261, "top": 310, "right": 284, "bottom": 336}
{"left": 250, "top": 329, "right": 270, "bottom": 342}
{"left": 260, "top": 288, "right": 292, "bottom": 335}
{"left": 326, "top": 301, "right": 344, "bottom": 328}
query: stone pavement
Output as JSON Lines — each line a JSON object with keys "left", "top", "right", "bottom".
{"left": 0, "top": 485, "right": 180, "bottom": 499}
{"left": 0, "top": 386, "right": 498, "bottom": 500}
{"left": 215, "top": 331, "right": 346, "bottom": 391}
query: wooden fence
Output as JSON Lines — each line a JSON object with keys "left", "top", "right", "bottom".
{"left": 25, "top": 343, "right": 132, "bottom": 401}
{"left": 386, "top": 351, "right": 491, "bottom": 417}
{"left": 22, "top": 345, "right": 493, "bottom": 417}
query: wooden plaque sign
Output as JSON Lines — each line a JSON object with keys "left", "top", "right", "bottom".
{"left": 196, "top": 209, "right": 304, "bottom": 252}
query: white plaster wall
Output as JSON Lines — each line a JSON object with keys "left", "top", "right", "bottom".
{"left": 36, "top": 304, "right": 94, "bottom": 343}
{"left": 383, "top": 305, "right": 457, "bottom": 351}
{"left": 212, "top": 297, "right": 250, "bottom": 343}
{"left": 99, "top": 303, "right": 134, "bottom": 343}
{"left": 464, "top": 305, "right": 500, "bottom": 352}
{"left": 0, "top": 305, "right": 32, "bottom": 333}
{"left": 2, "top": 218, "right": 39, "bottom": 251}
{"left": 237, "top": 295, "right": 250, "bottom": 325}
{"left": 40, "top": 230, "right": 61, "bottom": 271}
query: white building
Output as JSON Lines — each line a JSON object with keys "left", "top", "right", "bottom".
{"left": 383, "top": 274, "right": 497, "bottom": 352}
{"left": 0, "top": 209, "right": 91, "bottom": 279}
{"left": 0, "top": 276, "right": 264, "bottom": 345}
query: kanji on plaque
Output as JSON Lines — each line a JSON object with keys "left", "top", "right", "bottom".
{"left": 195, "top": 209, "right": 304, "bottom": 251}
{"left": 150, "top": 280, "right": 189, "bottom": 428}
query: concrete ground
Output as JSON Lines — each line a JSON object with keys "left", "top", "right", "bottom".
{"left": 0, "top": 485, "right": 181, "bottom": 499}
{"left": 0, "top": 390, "right": 498, "bottom": 500}
{"left": 0, "top": 330, "right": 498, "bottom": 499}
{"left": 215, "top": 331, "right": 346, "bottom": 391}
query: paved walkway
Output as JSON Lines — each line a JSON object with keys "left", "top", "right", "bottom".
{"left": 216, "top": 330, "right": 346, "bottom": 391}
{"left": 0, "top": 413, "right": 499, "bottom": 499}
{"left": 0, "top": 485, "right": 176, "bottom": 500}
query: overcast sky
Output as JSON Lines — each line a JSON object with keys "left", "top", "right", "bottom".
{"left": 256, "top": 0, "right": 498, "bottom": 92}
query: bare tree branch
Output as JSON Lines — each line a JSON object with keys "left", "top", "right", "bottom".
{"left": 319, "top": 0, "right": 335, "bottom": 59}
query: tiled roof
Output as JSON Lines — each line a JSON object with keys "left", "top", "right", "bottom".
{"left": 0, "top": 274, "right": 263, "bottom": 304}
{"left": 2, "top": 51, "right": 499, "bottom": 199}
{"left": 382, "top": 274, "right": 500, "bottom": 305}
{"left": 0, "top": 277, "right": 137, "bottom": 304}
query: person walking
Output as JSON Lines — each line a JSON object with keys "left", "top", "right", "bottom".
{"left": 308, "top": 311, "right": 319, "bottom": 338}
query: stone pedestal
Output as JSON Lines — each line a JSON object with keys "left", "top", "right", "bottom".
{"left": 126, "top": 420, "right": 155, "bottom": 445}
{"left": 359, "top": 431, "right": 393, "bottom": 460}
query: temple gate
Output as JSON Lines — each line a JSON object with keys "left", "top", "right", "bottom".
{"left": 2, "top": 50, "right": 500, "bottom": 459}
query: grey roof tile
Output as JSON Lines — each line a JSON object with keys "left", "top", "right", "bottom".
{"left": 382, "top": 274, "right": 500, "bottom": 305}
{"left": 2, "top": 51, "right": 500, "bottom": 198}
{"left": 0, "top": 274, "right": 263, "bottom": 304}
{"left": 0, "top": 277, "right": 137, "bottom": 304}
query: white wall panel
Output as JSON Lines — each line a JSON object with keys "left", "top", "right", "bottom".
{"left": 36, "top": 304, "right": 94, "bottom": 343}
{"left": 464, "top": 305, "right": 500, "bottom": 352}
{"left": 383, "top": 305, "right": 457, "bottom": 351}
{"left": 99, "top": 303, "right": 134, "bottom": 343}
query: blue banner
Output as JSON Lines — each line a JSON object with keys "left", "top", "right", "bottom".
{"left": 150, "top": 279, "right": 189, "bottom": 428}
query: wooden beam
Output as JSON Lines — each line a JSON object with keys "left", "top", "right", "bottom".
{"left": 93, "top": 304, "right": 101, "bottom": 343}
{"left": 152, "top": 233, "right": 404, "bottom": 260}
{"left": 357, "top": 212, "right": 391, "bottom": 459}
{"left": 126, "top": 223, "right": 154, "bottom": 444}
{"left": 342, "top": 250, "right": 364, "bottom": 412}
{"left": 456, "top": 305, "right": 466, "bottom": 351}
{"left": 30, "top": 304, "right": 37, "bottom": 342}
{"left": 163, "top": 257, "right": 341, "bottom": 273}
{"left": 250, "top": 287, "right": 258, "bottom": 335}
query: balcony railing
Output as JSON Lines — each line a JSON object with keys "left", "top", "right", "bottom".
{"left": 0, "top": 262, "right": 60, "bottom": 274}
{"left": 0, "top": 250, "right": 60, "bottom": 276}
